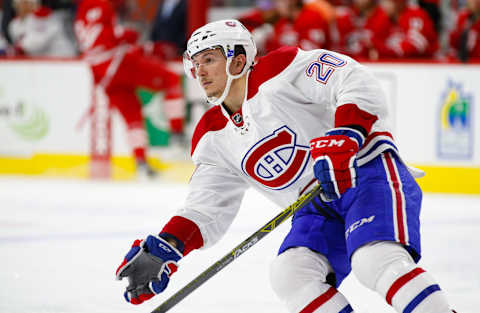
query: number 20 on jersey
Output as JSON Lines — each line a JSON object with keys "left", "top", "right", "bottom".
{"left": 305, "top": 53, "right": 346, "bottom": 85}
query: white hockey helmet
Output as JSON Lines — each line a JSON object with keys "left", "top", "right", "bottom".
{"left": 183, "top": 19, "right": 257, "bottom": 105}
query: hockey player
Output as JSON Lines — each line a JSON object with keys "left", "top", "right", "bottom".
{"left": 74, "top": 0, "right": 185, "bottom": 177}
{"left": 116, "top": 20, "right": 456, "bottom": 312}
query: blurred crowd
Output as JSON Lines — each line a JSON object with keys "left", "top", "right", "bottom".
{"left": 0, "top": 0, "right": 477, "bottom": 178}
{"left": 0, "top": 0, "right": 187, "bottom": 60}
{"left": 0, "top": 0, "right": 479, "bottom": 62}
{"left": 238, "top": 0, "right": 480, "bottom": 62}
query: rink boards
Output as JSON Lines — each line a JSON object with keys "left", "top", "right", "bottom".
{"left": 0, "top": 59, "right": 479, "bottom": 193}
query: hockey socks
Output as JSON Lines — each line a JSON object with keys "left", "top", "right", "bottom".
{"left": 298, "top": 284, "right": 354, "bottom": 313}
{"left": 377, "top": 263, "right": 451, "bottom": 313}
{"left": 270, "top": 247, "right": 355, "bottom": 313}
{"left": 352, "top": 241, "right": 452, "bottom": 313}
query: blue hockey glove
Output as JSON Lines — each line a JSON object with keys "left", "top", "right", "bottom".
{"left": 116, "top": 235, "right": 182, "bottom": 305}
{"left": 310, "top": 127, "right": 365, "bottom": 200}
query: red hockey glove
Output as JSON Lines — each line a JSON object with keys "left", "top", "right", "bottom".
{"left": 310, "top": 127, "right": 365, "bottom": 200}
{"left": 116, "top": 235, "right": 182, "bottom": 305}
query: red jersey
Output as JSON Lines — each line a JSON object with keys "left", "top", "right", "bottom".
{"left": 238, "top": 9, "right": 266, "bottom": 33}
{"left": 375, "top": 5, "right": 439, "bottom": 58}
{"left": 334, "top": 5, "right": 390, "bottom": 58}
{"left": 449, "top": 9, "right": 480, "bottom": 59}
{"left": 74, "top": 0, "right": 138, "bottom": 65}
{"left": 266, "top": 4, "right": 331, "bottom": 52}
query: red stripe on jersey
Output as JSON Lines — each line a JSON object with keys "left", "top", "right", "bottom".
{"left": 386, "top": 268, "right": 426, "bottom": 305}
{"left": 247, "top": 46, "right": 298, "bottom": 100}
{"left": 161, "top": 216, "right": 204, "bottom": 256}
{"left": 334, "top": 103, "right": 378, "bottom": 134}
{"left": 300, "top": 287, "right": 337, "bottom": 313}
{"left": 384, "top": 152, "right": 406, "bottom": 245}
{"left": 190, "top": 105, "right": 228, "bottom": 156}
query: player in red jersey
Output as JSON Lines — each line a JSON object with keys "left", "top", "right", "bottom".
{"left": 372, "top": 0, "right": 439, "bottom": 59}
{"left": 333, "top": 0, "right": 391, "bottom": 59}
{"left": 239, "top": 0, "right": 332, "bottom": 55}
{"left": 74, "top": 0, "right": 185, "bottom": 178}
{"left": 449, "top": 0, "right": 480, "bottom": 62}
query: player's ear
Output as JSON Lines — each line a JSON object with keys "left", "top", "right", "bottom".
{"left": 231, "top": 54, "right": 247, "bottom": 75}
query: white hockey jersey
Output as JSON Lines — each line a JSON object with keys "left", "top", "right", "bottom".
{"left": 164, "top": 47, "right": 399, "bottom": 254}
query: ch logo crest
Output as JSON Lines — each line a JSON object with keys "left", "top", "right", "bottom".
{"left": 242, "top": 126, "right": 310, "bottom": 189}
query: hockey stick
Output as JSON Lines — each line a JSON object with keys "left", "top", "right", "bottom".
{"left": 151, "top": 184, "right": 323, "bottom": 313}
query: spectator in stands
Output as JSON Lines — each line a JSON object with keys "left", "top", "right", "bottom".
{"left": 370, "top": 0, "right": 439, "bottom": 59}
{"left": 149, "top": 0, "right": 186, "bottom": 60}
{"left": 239, "top": 0, "right": 332, "bottom": 55}
{"left": 7, "top": 0, "right": 77, "bottom": 57}
{"left": 449, "top": 0, "right": 480, "bottom": 62}
{"left": 334, "top": 0, "right": 391, "bottom": 59}
{"left": 75, "top": 0, "right": 186, "bottom": 178}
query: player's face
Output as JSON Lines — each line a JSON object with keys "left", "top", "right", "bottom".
{"left": 192, "top": 48, "right": 228, "bottom": 98}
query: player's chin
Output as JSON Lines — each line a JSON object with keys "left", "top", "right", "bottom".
{"left": 205, "top": 89, "right": 221, "bottom": 98}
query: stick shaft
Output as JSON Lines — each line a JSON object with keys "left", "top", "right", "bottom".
{"left": 151, "top": 185, "right": 321, "bottom": 313}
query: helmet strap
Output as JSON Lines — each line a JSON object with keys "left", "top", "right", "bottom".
{"left": 205, "top": 53, "right": 248, "bottom": 106}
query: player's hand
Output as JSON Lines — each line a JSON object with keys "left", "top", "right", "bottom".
{"left": 309, "top": 128, "right": 364, "bottom": 200}
{"left": 116, "top": 235, "right": 182, "bottom": 304}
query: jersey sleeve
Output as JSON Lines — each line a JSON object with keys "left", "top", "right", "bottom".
{"left": 162, "top": 163, "right": 249, "bottom": 253}
{"left": 74, "top": 0, "right": 116, "bottom": 53}
{"left": 292, "top": 49, "right": 388, "bottom": 134}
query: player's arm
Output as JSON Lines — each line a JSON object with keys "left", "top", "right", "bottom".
{"left": 309, "top": 102, "right": 378, "bottom": 199}
{"left": 295, "top": 49, "right": 384, "bottom": 199}
{"left": 116, "top": 163, "right": 248, "bottom": 305}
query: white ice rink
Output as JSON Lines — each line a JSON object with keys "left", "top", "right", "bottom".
{"left": 0, "top": 177, "right": 478, "bottom": 313}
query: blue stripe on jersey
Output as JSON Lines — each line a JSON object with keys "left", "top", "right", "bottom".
{"left": 403, "top": 284, "right": 441, "bottom": 313}
{"left": 339, "top": 304, "right": 354, "bottom": 313}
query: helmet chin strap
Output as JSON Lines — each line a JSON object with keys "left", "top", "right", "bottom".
{"left": 203, "top": 57, "right": 246, "bottom": 107}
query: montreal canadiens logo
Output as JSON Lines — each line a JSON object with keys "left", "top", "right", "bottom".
{"left": 241, "top": 126, "right": 310, "bottom": 190}
{"left": 232, "top": 113, "right": 243, "bottom": 125}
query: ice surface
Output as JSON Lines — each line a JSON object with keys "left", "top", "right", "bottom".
{"left": 0, "top": 177, "right": 478, "bottom": 313}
